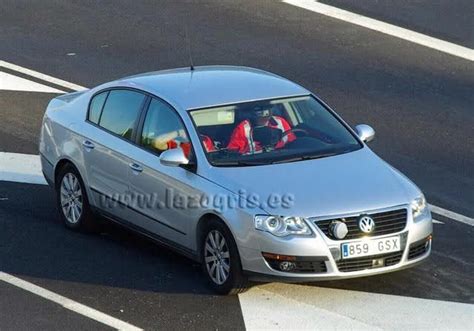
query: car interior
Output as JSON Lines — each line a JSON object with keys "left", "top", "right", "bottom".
{"left": 194, "top": 102, "right": 295, "bottom": 148}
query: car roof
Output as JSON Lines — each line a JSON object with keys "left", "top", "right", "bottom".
{"left": 114, "top": 66, "right": 309, "bottom": 110}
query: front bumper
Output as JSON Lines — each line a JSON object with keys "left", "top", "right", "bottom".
{"left": 239, "top": 209, "right": 432, "bottom": 282}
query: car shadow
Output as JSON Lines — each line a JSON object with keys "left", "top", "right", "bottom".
{"left": 0, "top": 182, "right": 215, "bottom": 295}
{"left": 0, "top": 181, "right": 249, "bottom": 330}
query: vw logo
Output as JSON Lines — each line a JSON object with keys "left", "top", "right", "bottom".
{"left": 358, "top": 215, "right": 375, "bottom": 233}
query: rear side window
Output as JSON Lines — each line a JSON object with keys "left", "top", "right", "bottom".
{"left": 98, "top": 90, "right": 145, "bottom": 140}
{"left": 88, "top": 91, "right": 108, "bottom": 124}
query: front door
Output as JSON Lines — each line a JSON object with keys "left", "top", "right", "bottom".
{"left": 126, "top": 98, "right": 202, "bottom": 247}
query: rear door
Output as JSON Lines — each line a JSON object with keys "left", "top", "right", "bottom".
{"left": 83, "top": 89, "right": 146, "bottom": 220}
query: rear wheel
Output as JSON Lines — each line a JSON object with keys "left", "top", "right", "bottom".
{"left": 56, "top": 164, "right": 96, "bottom": 231}
{"left": 202, "top": 220, "right": 248, "bottom": 295}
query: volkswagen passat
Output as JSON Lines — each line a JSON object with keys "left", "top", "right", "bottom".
{"left": 40, "top": 66, "right": 432, "bottom": 294}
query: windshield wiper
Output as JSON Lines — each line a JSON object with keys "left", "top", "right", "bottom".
{"left": 271, "top": 151, "right": 340, "bottom": 164}
{"left": 213, "top": 149, "right": 351, "bottom": 167}
{"left": 212, "top": 160, "right": 270, "bottom": 166}
{"left": 238, "top": 160, "right": 271, "bottom": 166}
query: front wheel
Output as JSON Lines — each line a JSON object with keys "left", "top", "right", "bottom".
{"left": 202, "top": 221, "right": 248, "bottom": 295}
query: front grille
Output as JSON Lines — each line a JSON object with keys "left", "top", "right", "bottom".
{"left": 336, "top": 251, "right": 403, "bottom": 272}
{"left": 315, "top": 208, "right": 407, "bottom": 240}
{"left": 408, "top": 237, "right": 430, "bottom": 260}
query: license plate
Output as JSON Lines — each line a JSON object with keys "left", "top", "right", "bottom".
{"left": 341, "top": 235, "right": 401, "bottom": 259}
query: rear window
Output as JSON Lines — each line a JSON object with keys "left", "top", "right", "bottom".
{"left": 98, "top": 90, "right": 145, "bottom": 140}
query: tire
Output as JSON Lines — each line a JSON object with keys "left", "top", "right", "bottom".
{"left": 56, "top": 163, "right": 97, "bottom": 232}
{"left": 201, "top": 220, "right": 248, "bottom": 295}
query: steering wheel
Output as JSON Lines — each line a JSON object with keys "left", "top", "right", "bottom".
{"left": 281, "top": 128, "right": 309, "bottom": 140}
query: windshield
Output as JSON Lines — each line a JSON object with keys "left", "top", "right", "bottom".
{"left": 189, "top": 95, "right": 362, "bottom": 166}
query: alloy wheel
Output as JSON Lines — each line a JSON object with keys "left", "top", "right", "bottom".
{"left": 60, "top": 173, "right": 83, "bottom": 224}
{"left": 204, "top": 230, "right": 231, "bottom": 285}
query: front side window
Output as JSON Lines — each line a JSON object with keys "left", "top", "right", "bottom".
{"left": 99, "top": 90, "right": 145, "bottom": 140}
{"left": 189, "top": 95, "right": 362, "bottom": 166}
{"left": 141, "top": 98, "right": 191, "bottom": 156}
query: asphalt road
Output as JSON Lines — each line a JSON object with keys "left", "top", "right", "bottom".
{"left": 1, "top": 1, "right": 473, "bottom": 329}
{"left": 322, "top": 0, "right": 474, "bottom": 48}
{"left": 1, "top": 0, "right": 473, "bottom": 214}
{"left": 0, "top": 182, "right": 246, "bottom": 329}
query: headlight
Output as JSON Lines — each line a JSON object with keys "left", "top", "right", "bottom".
{"left": 254, "top": 215, "right": 312, "bottom": 237}
{"left": 411, "top": 196, "right": 428, "bottom": 220}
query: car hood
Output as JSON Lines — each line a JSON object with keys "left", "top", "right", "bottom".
{"left": 203, "top": 147, "right": 419, "bottom": 217}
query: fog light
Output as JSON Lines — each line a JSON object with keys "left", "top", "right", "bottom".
{"left": 279, "top": 261, "right": 296, "bottom": 271}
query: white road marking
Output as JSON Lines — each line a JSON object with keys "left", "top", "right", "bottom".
{"left": 0, "top": 152, "right": 472, "bottom": 226}
{"left": 0, "top": 71, "right": 65, "bottom": 93}
{"left": 430, "top": 204, "right": 474, "bottom": 226}
{"left": 0, "top": 272, "right": 143, "bottom": 331}
{"left": 0, "top": 152, "right": 47, "bottom": 185}
{"left": 239, "top": 284, "right": 474, "bottom": 330}
{"left": 239, "top": 287, "right": 380, "bottom": 330}
{"left": 282, "top": 0, "right": 474, "bottom": 62}
{"left": 432, "top": 219, "right": 444, "bottom": 224}
{"left": 0, "top": 60, "right": 85, "bottom": 91}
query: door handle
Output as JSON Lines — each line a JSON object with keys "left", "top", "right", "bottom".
{"left": 129, "top": 162, "right": 143, "bottom": 173}
{"left": 82, "top": 140, "right": 95, "bottom": 149}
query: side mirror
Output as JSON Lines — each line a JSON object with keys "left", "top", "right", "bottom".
{"left": 159, "top": 148, "right": 189, "bottom": 167}
{"left": 355, "top": 124, "right": 375, "bottom": 143}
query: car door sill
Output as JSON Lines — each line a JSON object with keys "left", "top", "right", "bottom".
{"left": 92, "top": 206, "right": 199, "bottom": 261}
{"left": 89, "top": 186, "right": 186, "bottom": 235}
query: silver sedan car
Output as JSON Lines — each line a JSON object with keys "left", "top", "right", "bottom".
{"left": 40, "top": 66, "right": 432, "bottom": 294}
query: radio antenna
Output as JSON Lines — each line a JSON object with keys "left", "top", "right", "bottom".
{"left": 184, "top": 24, "right": 194, "bottom": 71}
